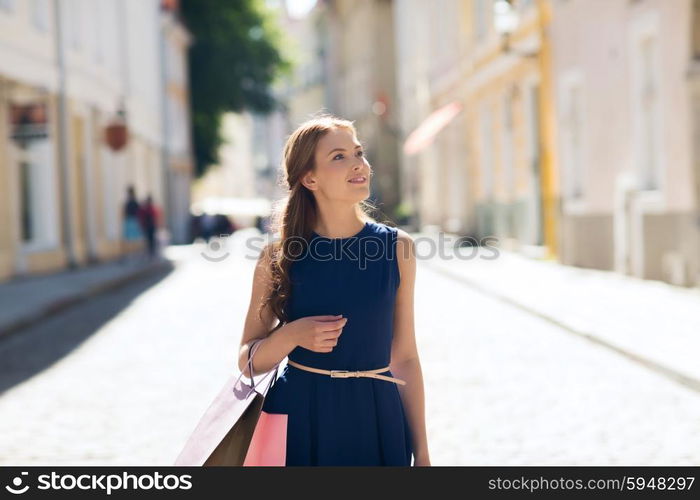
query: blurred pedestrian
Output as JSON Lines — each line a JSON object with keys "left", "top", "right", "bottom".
{"left": 138, "top": 194, "right": 161, "bottom": 261}
{"left": 189, "top": 213, "right": 202, "bottom": 242}
{"left": 120, "top": 185, "right": 142, "bottom": 264}
{"left": 255, "top": 215, "right": 270, "bottom": 234}
{"left": 200, "top": 212, "right": 217, "bottom": 242}
{"left": 215, "top": 214, "right": 234, "bottom": 236}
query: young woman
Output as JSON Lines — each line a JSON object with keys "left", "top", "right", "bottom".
{"left": 238, "top": 113, "right": 430, "bottom": 466}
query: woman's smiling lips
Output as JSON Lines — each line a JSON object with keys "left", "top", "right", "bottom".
{"left": 348, "top": 175, "right": 367, "bottom": 184}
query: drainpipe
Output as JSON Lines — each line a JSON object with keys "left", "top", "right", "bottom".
{"left": 158, "top": 7, "right": 173, "bottom": 245}
{"left": 535, "top": 0, "right": 560, "bottom": 261}
{"left": 53, "top": 0, "right": 77, "bottom": 269}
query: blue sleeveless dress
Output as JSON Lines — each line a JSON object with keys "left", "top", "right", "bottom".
{"left": 260, "top": 220, "right": 414, "bottom": 466}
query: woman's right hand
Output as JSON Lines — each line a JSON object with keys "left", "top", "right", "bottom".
{"left": 286, "top": 314, "right": 348, "bottom": 353}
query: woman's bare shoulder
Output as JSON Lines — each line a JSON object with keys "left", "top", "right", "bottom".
{"left": 395, "top": 228, "right": 415, "bottom": 252}
{"left": 394, "top": 228, "right": 416, "bottom": 284}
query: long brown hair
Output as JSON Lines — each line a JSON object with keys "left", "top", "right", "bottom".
{"left": 258, "top": 112, "right": 379, "bottom": 334}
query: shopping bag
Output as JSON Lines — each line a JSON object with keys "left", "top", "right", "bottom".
{"left": 242, "top": 410, "right": 288, "bottom": 466}
{"left": 174, "top": 338, "right": 280, "bottom": 466}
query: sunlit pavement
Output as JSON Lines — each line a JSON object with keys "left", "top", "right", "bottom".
{"left": 423, "top": 237, "right": 700, "bottom": 387}
{"left": 418, "top": 251, "right": 700, "bottom": 465}
{"left": 0, "top": 230, "right": 698, "bottom": 465}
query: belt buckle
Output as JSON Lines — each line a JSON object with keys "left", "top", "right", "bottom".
{"left": 330, "top": 370, "right": 349, "bottom": 378}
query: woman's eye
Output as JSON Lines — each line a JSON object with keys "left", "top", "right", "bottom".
{"left": 334, "top": 150, "right": 365, "bottom": 160}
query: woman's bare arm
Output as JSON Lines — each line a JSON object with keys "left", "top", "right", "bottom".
{"left": 237, "top": 242, "right": 297, "bottom": 376}
{"left": 389, "top": 230, "right": 430, "bottom": 464}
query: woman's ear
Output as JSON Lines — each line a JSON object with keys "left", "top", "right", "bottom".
{"left": 301, "top": 171, "right": 318, "bottom": 191}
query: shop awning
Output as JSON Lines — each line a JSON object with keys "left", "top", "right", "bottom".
{"left": 402, "top": 101, "right": 463, "bottom": 156}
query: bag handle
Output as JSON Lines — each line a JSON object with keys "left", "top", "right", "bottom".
{"left": 235, "top": 337, "right": 280, "bottom": 391}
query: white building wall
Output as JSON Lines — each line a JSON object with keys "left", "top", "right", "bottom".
{"left": 0, "top": 0, "right": 169, "bottom": 270}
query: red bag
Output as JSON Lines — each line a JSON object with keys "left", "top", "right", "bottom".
{"left": 174, "top": 339, "right": 284, "bottom": 466}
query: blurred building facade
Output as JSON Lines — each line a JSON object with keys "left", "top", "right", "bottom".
{"left": 160, "top": 0, "right": 195, "bottom": 246}
{"left": 263, "top": 0, "right": 323, "bottom": 202}
{"left": 692, "top": 1, "right": 700, "bottom": 280}
{"left": 394, "top": 0, "right": 473, "bottom": 234}
{"left": 467, "top": 0, "right": 555, "bottom": 255}
{"left": 193, "top": 113, "right": 259, "bottom": 204}
{"left": 394, "top": 0, "right": 556, "bottom": 253}
{"left": 320, "top": 0, "right": 402, "bottom": 215}
{"left": 217, "top": 0, "right": 404, "bottom": 224}
{"left": 551, "top": 0, "right": 700, "bottom": 286}
{"left": 208, "top": 0, "right": 337, "bottom": 228}
{"left": 0, "top": 0, "right": 194, "bottom": 282}
{"left": 281, "top": 0, "right": 327, "bottom": 127}
{"left": 189, "top": 0, "right": 318, "bottom": 230}
{"left": 390, "top": 0, "right": 700, "bottom": 287}
{"left": 181, "top": 0, "right": 700, "bottom": 288}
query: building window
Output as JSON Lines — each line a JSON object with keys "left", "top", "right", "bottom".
{"left": 68, "top": 0, "right": 83, "bottom": 50}
{"left": 16, "top": 140, "right": 58, "bottom": 250}
{"left": 10, "top": 98, "right": 60, "bottom": 251}
{"left": 31, "top": 0, "right": 49, "bottom": 32}
{"left": 524, "top": 81, "right": 540, "bottom": 172}
{"left": 560, "top": 74, "right": 584, "bottom": 200}
{"left": 479, "top": 104, "right": 494, "bottom": 199}
{"left": 20, "top": 160, "right": 34, "bottom": 242}
{"left": 474, "top": 0, "right": 491, "bottom": 42}
{"left": 502, "top": 90, "right": 515, "bottom": 198}
{"left": 0, "top": 0, "right": 15, "bottom": 13}
{"left": 637, "top": 35, "right": 660, "bottom": 191}
{"left": 101, "top": 147, "right": 120, "bottom": 241}
{"left": 89, "top": 0, "right": 102, "bottom": 63}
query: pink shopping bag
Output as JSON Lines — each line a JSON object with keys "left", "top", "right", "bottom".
{"left": 243, "top": 410, "right": 288, "bottom": 466}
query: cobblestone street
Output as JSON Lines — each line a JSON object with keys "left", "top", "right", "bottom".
{"left": 1, "top": 232, "right": 699, "bottom": 465}
{"left": 420, "top": 258, "right": 700, "bottom": 465}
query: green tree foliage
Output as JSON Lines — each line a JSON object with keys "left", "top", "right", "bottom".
{"left": 180, "top": 0, "right": 293, "bottom": 177}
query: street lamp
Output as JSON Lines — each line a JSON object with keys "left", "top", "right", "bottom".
{"left": 493, "top": 0, "right": 538, "bottom": 58}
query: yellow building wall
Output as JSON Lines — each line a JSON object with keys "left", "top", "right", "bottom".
{"left": 462, "top": 0, "right": 559, "bottom": 254}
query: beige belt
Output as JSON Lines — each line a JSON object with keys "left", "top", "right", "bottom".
{"left": 287, "top": 359, "right": 406, "bottom": 386}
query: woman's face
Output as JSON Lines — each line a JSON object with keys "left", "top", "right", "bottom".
{"left": 304, "top": 127, "right": 371, "bottom": 202}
